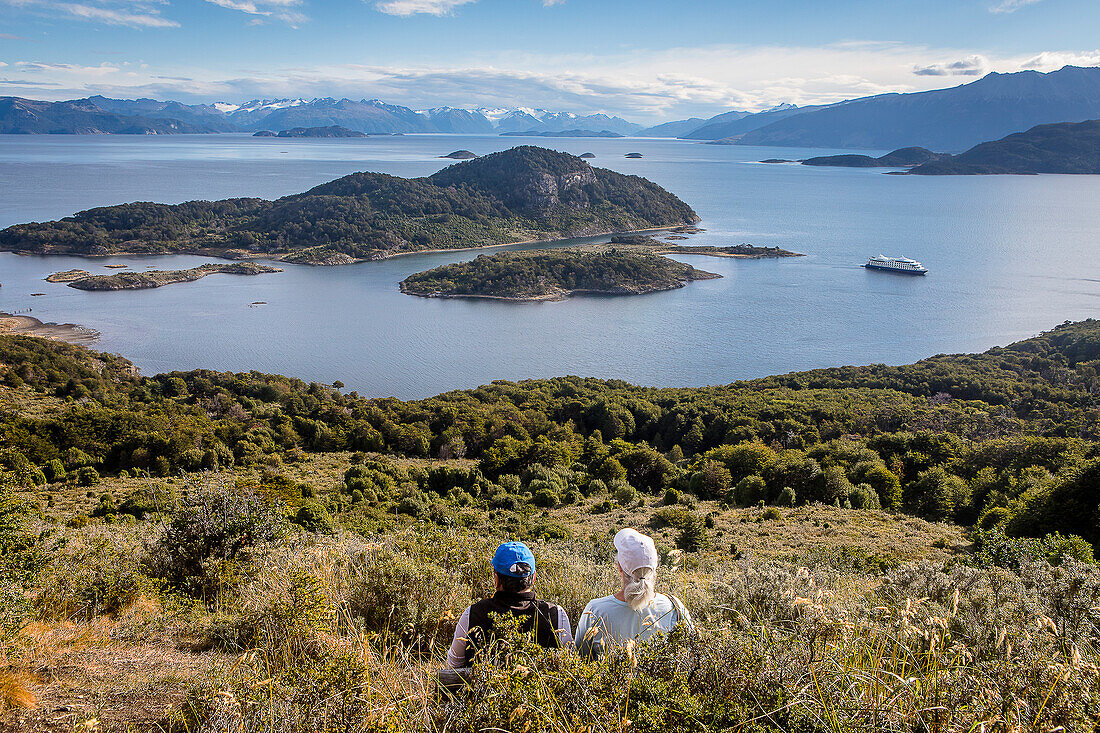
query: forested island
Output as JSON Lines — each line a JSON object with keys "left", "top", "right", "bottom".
{"left": 500, "top": 129, "right": 625, "bottom": 138}
{"left": 0, "top": 147, "right": 697, "bottom": 266}
{"left": 64, "top": 263, "right": 282, "bottom": 291}
{"left": 253, "top": 125, "right": 368, "bottom": 138}
{"left": 910, "top": 118, "right": 1100, "bottom": 174}
{"left": 399, "top": 248, "right": 720, "bottom": 301}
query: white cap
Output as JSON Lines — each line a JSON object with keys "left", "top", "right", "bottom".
{"left": 614, "top": 528, "right": 658, "bottom": 575}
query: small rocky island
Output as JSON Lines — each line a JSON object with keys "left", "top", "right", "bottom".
{"left": 45, "top": 269, "right": 92, "bottom": 283}
{"left": 67, "top": 263, "right": 282, "bottom": 291}
{"left": 400, "top": 248, "right": 719, "bottom": 301}
{"left": 440, "top": 150, "right": 478, "bottom": 159}
{"left": 608, "top": 235, "right": 803, "bottom": 259}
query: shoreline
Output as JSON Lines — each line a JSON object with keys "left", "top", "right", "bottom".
{"left": 0, "top": 226, "right": 682, "bottom": 266}
{"left": 0, "top": 312, "right": 100, "bottom": 345}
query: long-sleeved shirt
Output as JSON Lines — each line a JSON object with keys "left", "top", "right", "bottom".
{"left": 574, "top": 592, "right": 692, "bottom": 659}
{"left": 445, "top": 596, "right": 574, "bottom": 669}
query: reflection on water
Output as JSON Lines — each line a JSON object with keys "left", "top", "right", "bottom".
{"left": 0, "top": 133, "right": 1098, "bottom": 399}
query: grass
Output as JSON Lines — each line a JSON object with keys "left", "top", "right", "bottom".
{"left": 2, "top": 463, "right": 1095, "bottom": 732}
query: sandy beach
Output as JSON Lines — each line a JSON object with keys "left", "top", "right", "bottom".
{"left": 0, "top": 312, "right": 100, "bottom": 344}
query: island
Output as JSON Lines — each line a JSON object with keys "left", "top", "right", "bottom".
{"left": 625, "top": 152, "right": 644, "bottom": 158}
{"left": 579, "top": 152, "right": 596, "bottom": 158}
{"left": 66, "top": 263, "right": 282, "bottom": 291}
{"left": 607, "top": 235, "right": 803, "bottom": 259}
{"left": 440, "top": 150, "right": 478, "bottom": 159}
{"left": 45, "top": 269, "right": 92, "bottom": 283}
{"left": 500, "top": 129, "right": 624, "bottom": 138}
{"left": 801, "top": 147, "right": 946, "bottom": 168}
{"left": 909, "top": 119, "right": 1100, "bottom": 175}
{"left": 252, "top": 126, "right": 367, "bottom": 138}
{"left": 399, "top": 248, "right": 720, "bottom": 301}
{"left": 0, "top": 146, "right": 699, "bottom": 266}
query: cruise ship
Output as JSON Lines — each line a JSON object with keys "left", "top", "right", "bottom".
{"left": 862, "top": 255, "right": 928, "bottom": 275}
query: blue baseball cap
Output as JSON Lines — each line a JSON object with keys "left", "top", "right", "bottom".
{"left": 492, "top": 541, "right": 536, "bottom": 578}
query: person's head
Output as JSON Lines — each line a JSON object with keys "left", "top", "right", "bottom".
{"left": 491, "top": 541, "right": 537, "bottom": 594}
{"left": 614, "top": 528, "right": 659, "bottom": 611}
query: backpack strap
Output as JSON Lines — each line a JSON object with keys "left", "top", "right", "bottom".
{"left": 666, "top": 593, "right": 694, "bottom": 632}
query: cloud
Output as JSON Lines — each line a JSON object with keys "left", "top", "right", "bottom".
{"left": 990, "top": 0, "right": 1041, "bottom": 12}
{"left": 373, "top": 0, "right": 475, "bottom": 15}
{"left": 6, "top": 43, "right": 1100, "bottom": 123}
{"left": 913, "top": 55, "right": 989, "bottom": 76}
{"left": 0, "top": 0, "right": 179, "bottom": 28}
{"left": 0, "top": 32, "right": 28, "bottom": 39}
{"left": 204, "top": 0, "right": 308, "bottom": 25}
{"left": 0, "top": 78, "right": 61, "bottom": 85}
{"left": 1019, "top": 50, "right": 1100, "bottom": 70}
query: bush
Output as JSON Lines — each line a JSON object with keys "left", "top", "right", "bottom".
{"left": 74, "top": 466, "right": 101, "bottom": 487}
{"left": 731, "top": 475, "right": 766, "bottom": 506}
{"left": 611, "top": 480, "right": 637, "bottom": 506}
{"left": 649, "top": 505, "right": 694, "bottom": 530}
{"left": 676, "top": 515, "right": 707, "bottom": 551}
{"left": 292, "top": 502, "right": 336, "bottom": 534}
{"left": 663, "top": 488, "right": 681, "bottom": 506}
{"left": 151, "top": 488, "right": 287, "bottom": 600}
{"left": 972, "top": 528, "right": 1095, "bottom": 569}
{"left": 776, "top": 486, "right": 797, "bottom": 507}
{"left": 532, "top": 487, "right": 560, "bottom": 508}
{"left": 762, "top": 507, "right": 783, "bottom": 521}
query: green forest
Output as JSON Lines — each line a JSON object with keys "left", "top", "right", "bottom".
{"left": 400, "top": 248, "right": 718, "bottom": 299}
{"left": 0, "top": 147, "right": 698, "bottom": 263}
{"left": 2, "top": 319, "right": 1097, "bottom": 550}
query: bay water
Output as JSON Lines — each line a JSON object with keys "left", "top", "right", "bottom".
{"left": 1, "top": 133, "right": 1098, "bottom": 399}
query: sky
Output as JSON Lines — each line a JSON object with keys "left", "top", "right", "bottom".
{"left": 2, "top": 0, "right": 1099, "bottom": 123}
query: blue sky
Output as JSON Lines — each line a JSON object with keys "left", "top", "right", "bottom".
{"left": 2, "top": 0, "right": 1098, "bottom": 122}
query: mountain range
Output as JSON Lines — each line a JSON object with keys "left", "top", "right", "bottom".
{"left": 3, "top": 65, "right": 1100, "bottom": 151}
{"left": 0, "top": 95, "right": 642, "bottom": 136}
{"left": 672, "top": 66, "right": 1100, "bottom": 151}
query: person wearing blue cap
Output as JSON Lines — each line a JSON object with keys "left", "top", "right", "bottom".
{"left": 445, "top": 541, "right": 573, "bottom": 669}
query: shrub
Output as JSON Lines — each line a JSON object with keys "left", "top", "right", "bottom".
{"left": 74, "top": 466, "right": 100, "bottom": 487}
{"left": 611, "top": 480, "right": 637, "bottom": 506}
{"left": 663, "top": 488, "right": 681, "bottom": 505}
{"left": 649, "top": 505, "right": 694, "bottom": 530}
{"left": 731, "top": 475, "right": 766, "bottom": 506}
{"left": 532, "top": 487, "right": 560, "bottom": 508}
{"left": 292, "top": 502, "right": 336, "bottom": 534}
{"left": 762, "top": 507, "right": 783, "bottom": 521}
{"left": 972, "top": 527, "right": 1095, "bottom": 569}
{"left": 776, "top": 486, "right": 797, "bottom": 507}
{"left": 676, "top": 515, "right": 707, "bottom": 551}
{"left": 44, "top": 458, "right": 66, "bottom": 483}
{"left": 151, "top": 487, "right": 287, "bottom": 600}
{"left": 977, "top": 506, "right": 1011, "bottom": 530}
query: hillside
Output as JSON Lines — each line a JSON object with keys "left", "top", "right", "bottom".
{"left": 399, "top": 248, "right": 720, "bottom": 300}
{"left": 731, "top": 66, "right": 1100, "bottom": 150}
{"left": 0, "top": 146, "right": 699, "bottom": 264}
{"left": 909, "top": 118, "right": 1100, "bottom": 174}
{"left": 2, "top": 321, "right": 1099, "bottom": 731}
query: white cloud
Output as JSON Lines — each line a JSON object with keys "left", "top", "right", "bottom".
{"left": 374, "top": 0, "right": 475, "bottom": 15}
{"left": 204, "top": 0, "right": 307, "bottom": 25}
{"left": 0, "top": 0, "right": 179, "bottom": 28}
{"left": 4, "top": 43, "right": 1099, "bottom": 123}
{"left": 990, "top": 0, "right": 1042, "bottom": 13}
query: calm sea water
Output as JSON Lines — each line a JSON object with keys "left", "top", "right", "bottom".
{"left": 1, "top": 133, "right": 1098, "bottom": 399}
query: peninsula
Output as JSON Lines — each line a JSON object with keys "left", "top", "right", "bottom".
{"left": 66, "top": 263, "right": 282, "bottom": 291}
{"left": 399, "top": 248, "right": 720, "bottom": 301}
{"left": 800, "top": 147, "right": 947, "bottom": 168}
{"left": 909, "top": 119, "right": 1100, "bottom": 175}
{"left": 0, "top": 146, "right": 699, "bottom": 266}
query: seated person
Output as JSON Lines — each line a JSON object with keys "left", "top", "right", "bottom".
{"left": 446, "top": 541, "right": 573, "bottom": 669}
{"left": 575, "top": 528, "right": 693, "bottom": 659}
